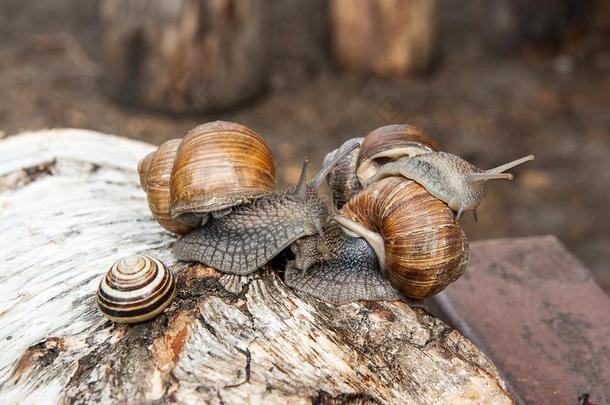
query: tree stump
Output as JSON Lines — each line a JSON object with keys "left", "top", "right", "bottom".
{"left": 329, "top": 0, "right": 438, "bottom": 76}
{"left": 100, "top": 0, "right": 269, "bottom": 112}
{"left": 0, "top": 130, "right": 513, "bottom": 404}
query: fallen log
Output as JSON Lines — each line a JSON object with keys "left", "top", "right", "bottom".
{"left": 0, "top": 129, "right": 512, "bottom": 404}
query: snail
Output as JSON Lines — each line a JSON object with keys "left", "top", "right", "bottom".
{"left": 172, "top": 143, "right": 358, "bottom": 275}
{"left": 287, "top": 222, "right": 402, "bottom": 304}
{"left": 286, "top": 176, "right": 469, "bottom": 303}
{"left": 367, "top": 151, "right": 535, "bottom": 219}
{"left": 138, "top": 121, "right": 276, "bottom": 234}
{"left": 325, "top": 124, "right": 439, "bottom": 208}
{"left": 97, "top": 255, "right": 176, "bottom": 323}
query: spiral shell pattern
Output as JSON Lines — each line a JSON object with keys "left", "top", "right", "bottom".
{"left": 341, "top": 176, "right": 468, "bottom": 299}
{"left": 137, "top": 121, "right": 276, "bottom": 232}
{"left": 97, "top": 255, "right": 176, "bottom": 324}
{"left": 170, "top": 121, "right": 276, "bottom": 220}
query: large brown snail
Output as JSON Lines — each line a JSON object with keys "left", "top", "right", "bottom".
{"left": 97, "top": 255, "right": 176, "bottom": 323}
{"left": 138, "top": 121, "right": 276, "bottom": 234}
{"left": 286, "top": 176, "right": 469, "bottom": 303}
{"left": 138, "top": 120, "right": 356, "bottom": 276}
{"left": 285, "top": 125, "right": 533, "bottom": 303}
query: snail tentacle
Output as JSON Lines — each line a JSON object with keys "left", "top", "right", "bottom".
{"left": 295, "top": 158, "right": 310, "bottom": 201}
{"left": 485, "top": 154, "right": 535, "bottom": 174}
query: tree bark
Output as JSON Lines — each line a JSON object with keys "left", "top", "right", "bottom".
{"left": 0, "top": 130, "right": 512, "bottom": 404}
{"left": 100, "top": 0, "right": 269, "bottom": 112}
{"left": 330, "top": 0, "right": 438, "bottom": 76}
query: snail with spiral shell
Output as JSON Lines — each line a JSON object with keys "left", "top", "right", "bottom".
{"left": 138, "top": 121, "right": 276, "bottom": 234}
{"left": 97, "top": 255, "right": 176, "bottom": 323}
{"left": 139, "top": 120, "right": 357, "bottom": 276}
{"left": 286, "top": 124, "right": 533, "bottom": 303}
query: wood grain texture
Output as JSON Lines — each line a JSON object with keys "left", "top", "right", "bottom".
{"left": 0, "top": 130, "right": 512, "bottom": 404}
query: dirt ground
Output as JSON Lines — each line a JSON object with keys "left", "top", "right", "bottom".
{"left": 1, "top": 1, "right": 609, "bottom": 291}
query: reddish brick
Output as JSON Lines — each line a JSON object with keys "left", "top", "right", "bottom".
{"left": 431, "top": 236, "right": 610, "bottom": 405}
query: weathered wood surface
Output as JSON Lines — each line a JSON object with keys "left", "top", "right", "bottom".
{"left": 330, "top": 0, "right": 438, "bottom": 76}
{"left": 100, "top": 0, "right": 268, "bottom": 112}
{"left": 0, "top": 130, "right": 512, "bottom": 404}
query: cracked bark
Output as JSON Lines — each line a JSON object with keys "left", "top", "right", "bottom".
{"left": 0, "top": 130, "right": 513, "bottom": 404}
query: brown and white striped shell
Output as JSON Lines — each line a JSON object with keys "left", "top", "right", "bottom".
{"left": 96, "top": 255, "right": 176, "bottom": 323}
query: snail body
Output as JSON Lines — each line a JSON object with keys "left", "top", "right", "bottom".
{"left": 287, "top": 176, "right": 468, "bottom": 302}
{"left": 138, "top": 121, "right": 276, "bottom": 233}
{"left": 326, "top": 124, "right": 439, "bottom": 208}
{"left": 286, "top": 222, "right": 401, "bottom": 304}
{"left": 324, "top": 137, "right": 363, "bottom": 209}
{"left": 369, "top": 152, "right": 535, "bottom": 219}
{"left": 173, "top": 145, "right": 358, "bottom": 275}
{"left": 97, "top": 255, "right": 176, "bottom": 323}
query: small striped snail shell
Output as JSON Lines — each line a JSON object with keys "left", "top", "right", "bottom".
{"left": 325, "top": 124, "right": 440, "bottom": 209}
{"left": 287, "top": 176, "right": 469, "bottom": 302}
{"left": 138, "top": 121, "right": 276, "bottom": 233}
{"left": 97, "top": 255, "right": 176, "bottom": 324}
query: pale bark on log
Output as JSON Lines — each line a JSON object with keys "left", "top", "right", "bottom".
{"left": 330, "top": 0, "right": 438, "bottom": 76}
{"left": 0, "top": 130, "right": 512, "bottom": 404}
{"left": 100, "top": 0, "right": 269, "bottom": 112}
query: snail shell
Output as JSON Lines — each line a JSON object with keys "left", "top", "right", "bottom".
{"left": 97, "top": 255, "right": 176, "bottom": 324}
{"left": 335, "top": 176, "right": 469, "bottom": 300}
{"left": 138, "top": 121, "right": 276, "bottom": 232}
{"left": 356, "top": 124, "right": 440, "bottom": 184}
{"left": 139, "top": 139, "right": 193, "bottom": 235}
{"left": 138, "top": 151, "right": 154, "bottom": 192}
{"left": 325, "top": 124, "right": 440, "bottom": 209}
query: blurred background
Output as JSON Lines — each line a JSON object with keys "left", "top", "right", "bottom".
{"left": 0, "top": 0, "right": 609, "bottom": 292}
